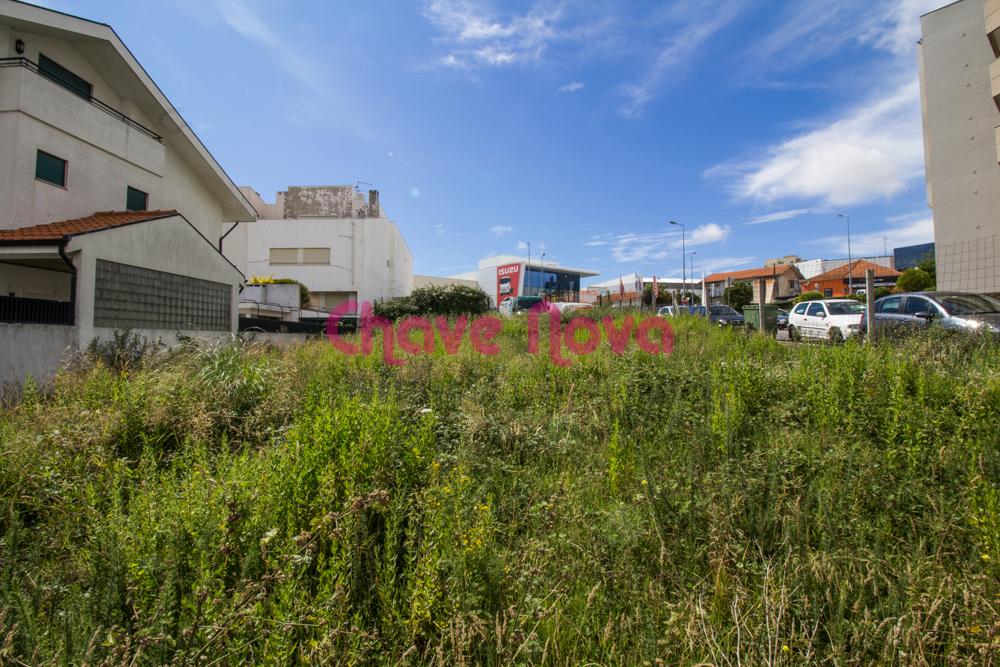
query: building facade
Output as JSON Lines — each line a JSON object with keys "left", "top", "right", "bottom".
{"left": 0, "top": 1, "right": 255, "bottom": 385}
{"left": 226, "top": 186, "right": 413, "bottom": 313}
{"left": 472, "top": 255, "right": 599, "bottom": 306}
{"left": 919, "top": 0, "right": 1000, "bottom": 294}
{"left": 893, "top": 242, "right": 936, "bottom": 271}
{"left": 703, "top": 265, "right": 804, "bottom": 305}
{"left": 803, "top": 259, "right": 900, "bottom": 298}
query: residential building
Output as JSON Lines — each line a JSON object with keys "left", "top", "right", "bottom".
{"left": 893, "top": 242, "right": 936, "bottom": 271}
{"left": 795, "top": 256, "right": 894, "bottom": 280}
{"left": 919, "top": 0, "right": 1000, "bottom": 294}
{"left": 765, "top": 255, "right": 803, "bottom": 267}
{"left": 803, "top": 259, "right": 900, "bottom": 298}
{"left": 473, "top": 255, "right": 599, "bottom": 306}
{"left": 703, "top": 265, "right": 804, "bottom": 304}
{"left": 226, "top": 186, "right": 413, "bottom": 314}
{"left": 0, "top": 1, "right": 255, "bottom": 385}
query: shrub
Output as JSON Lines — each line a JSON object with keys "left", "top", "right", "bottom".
{"left": 896, "top": 267, "right": 934, "bottom": 292}
{"left": 794, "top": 290, "right": 823, "bottom": 303}
{"left": 723, "top": 281, "right": 753, "bottom": 310}
{"left": 86, "top": 329, "right": 159, "bottom": 373}
{"left": 375, "top": 284, "right": 493, "bottom": 320}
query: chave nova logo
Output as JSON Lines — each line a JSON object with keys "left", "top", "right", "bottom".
{"left": 326, "top": 301, "right": 673, "bottom": 367}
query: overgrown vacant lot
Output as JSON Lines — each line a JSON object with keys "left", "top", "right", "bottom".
{"left": 1, "top": 316, "right": 999, "bottom": 665}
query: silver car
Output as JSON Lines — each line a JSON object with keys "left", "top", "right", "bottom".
{"left": 869, "top": 292, "right": 1000, "bottom": 335}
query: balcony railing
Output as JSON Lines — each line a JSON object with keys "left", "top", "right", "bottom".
{"left": 0, "top": 295, "right": 73, "bottom": 325}
{"left": 0, "top": 57, "right": 163, "bottom": 142}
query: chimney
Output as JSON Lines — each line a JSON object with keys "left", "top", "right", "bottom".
{"left": 368, "top": 190, "right": 380, "bottom": 218}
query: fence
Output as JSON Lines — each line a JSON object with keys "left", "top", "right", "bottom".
{"left": 0, "top": 295, "right": 73, "bottom": 325}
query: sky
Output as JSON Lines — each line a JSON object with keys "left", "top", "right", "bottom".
{"left": 43, "top": 0, "right": 949, "bottom": 281}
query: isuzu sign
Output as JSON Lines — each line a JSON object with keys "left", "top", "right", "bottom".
{"left": 496, "top": 263, "right": 521, "bottom": 306}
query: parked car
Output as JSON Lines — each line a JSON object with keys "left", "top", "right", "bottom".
{"left": 657, "top": 305, "right": 676, "bottom": 316}
{"left": 689, "top": 305, "right": 747, "bottom": 327}
{"left": 499, "top": 295, "right": 548, "bottom": 316}
{"left": 787, "top": 299, "right": 865, "bottom": 342}
{"left": 862, "top": 291, "right": 1000, "bottom": 337}
{"left": 553, "top": 302, "right": 593, "bottom": 315}
{"left": 776, "top": 308, "right": 789, "bottom": 330}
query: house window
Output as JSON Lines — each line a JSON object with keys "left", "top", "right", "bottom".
{"left": 38, "top": 53, "right": 93, "bottom": 99}
{"left": 302, "top": 247, "right": 331, "bottom": 265}
{"left": 35, "top": 150, "right": 67, "bottom": 187}
{"left": 269, "top": 248, "right": 299, "bottom": 265}
{"left": 823, "top": 288, "right": 833, "bottom": 298}
{"left": 126, "top": 186, "right": 148, "bottom": 211}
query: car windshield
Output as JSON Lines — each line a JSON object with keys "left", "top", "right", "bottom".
{"left": 937, "top": 294, "right": 1000, "bottom": 315}
{"left": 826, "top": 302, "right": 866, "bottom": 315}
{"left": 710, "top": 306, "right": 739, "bottom": 316}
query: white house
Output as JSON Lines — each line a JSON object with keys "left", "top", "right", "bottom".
{"left": 0, "top": 1, "right": 256, "bottom": 384}
{"left": 225, "top": 185, "right": 413, "bottom": 315}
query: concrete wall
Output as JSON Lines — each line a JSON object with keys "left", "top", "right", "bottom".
{"left": 920, "top": 0, "right": 1000, "bottom": 292}
{"left": 238, "top": 217, "right": 412, "bottom": 306}
{"left": 0, "top": 26, "right": 240, "bottom": 241}
{"left": 66, "top": 215, "right": 243, "bottom": 345}
{"left": 0, "top": 322, "right": 75, "bottom": 387}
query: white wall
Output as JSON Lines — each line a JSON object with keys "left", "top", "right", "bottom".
{"left": 0, "top": 322, "right": 76, "bottom": 387}
{"left": 66, "top": 215, "right": 244, "bottom": 345}
{"left": 0, "top": 26, "right": 242, "bottom": 242}
{"left": 237, "top": 217, "right": 413, "bottom": 306}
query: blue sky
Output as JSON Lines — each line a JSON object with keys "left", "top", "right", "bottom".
{"left": 48, "top": 0, "right": 946, "bottom": 280}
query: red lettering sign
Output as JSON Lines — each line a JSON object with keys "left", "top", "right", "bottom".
{"left": 496, "top": 263, "right": 521, "bottom": 307}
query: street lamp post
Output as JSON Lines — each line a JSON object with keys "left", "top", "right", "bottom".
{"left": 540, "top": 252, "right": 546, "bottom": 299}
{"left": 669, "top": 220, "right": 685, "bottom": 303}
{"left": 838, "top": 214, "right": 853, "bottom": 295}
{"left": 689, "top": 251, "right": 698, "bottom": 304}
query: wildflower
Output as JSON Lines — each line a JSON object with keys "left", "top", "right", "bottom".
{"left": 981, "top": 553, "right": 991, "bottom": 562}
{"left": 641, "top": 479, "right": 648, "bottom": 487}
{"left": 782, "top": 644, "right": 790, "bottom": 653}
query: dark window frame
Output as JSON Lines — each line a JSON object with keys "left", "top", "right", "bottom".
{"left": 37, "top": 53, "right": 93, "bottom": 100}
{"left": 126, "top": 186, "right": 148, "bottom": 211}
{"left": 35, "top": 150, "right": 67, "bottom": 187}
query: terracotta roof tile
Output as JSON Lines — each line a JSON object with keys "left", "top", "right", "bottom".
{"left": 704, "top": 264, "right": 800, "bottom": 284}
{"left": 808, "top": 259, "right": 899, "bottom": 282}
{"left": 0, "top": 210, "right": 178, "bottom": 242}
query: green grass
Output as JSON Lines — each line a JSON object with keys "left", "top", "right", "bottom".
{"left": 1, "top": 316, "right": 999, "bottom": 665}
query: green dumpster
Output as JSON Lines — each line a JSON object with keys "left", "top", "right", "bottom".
{"left": 742, "top": 303, "right": 779, "bottom": 334}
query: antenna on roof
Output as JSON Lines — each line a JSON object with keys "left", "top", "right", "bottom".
{"left": 354, "top": 181, "right": 375, "bottom": 193}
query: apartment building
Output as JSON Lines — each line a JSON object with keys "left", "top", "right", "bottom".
{"left": 0, "top": 0, "right": 255, "bottom": 384}
{"left": 226, "top": 186, "right": 413, "bottom": 313}
{"left": 919, "top": 0, "right": 1000, "bottom": 293}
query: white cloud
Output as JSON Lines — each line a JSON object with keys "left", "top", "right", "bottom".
{"left": 711, "top": 81, "right": 923, "bottom": 207}
{"left": 422, "top": 0, "right": 561, "bottom": 68}
{"left": 619, "top": 0, "right": 748, "bottom": 118}
{"left": 809, "top": 212, "right": 933, "bottom": 256}
{"left": 745, "top": 208, "right": 814, "bottom": 225}
{"left": 707, "top": 1, "right": 950, "bottom": 208}
{"left": 434, "top": 223, "right": 445, "bottom": 237}
{"left": 517, "top": 240, "right": 529, "bottom": 250}
{"left": 595, "top": 223, "right": 731, "bottom": 263}
{"left": 559, "top": 81, "right": 584, "bottom": 93}
{"left": 691, "top": 255, "right": 758, "bottom": 275}
{"left": 490, "top": 224, "right": 513, "bottom": 237}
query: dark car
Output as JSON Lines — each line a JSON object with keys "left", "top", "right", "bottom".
{"left": 862, "top": 291, "right": 1000, "bottom": 336}
{"left": 776, "top": 308, "right": 789, "bottom": 330}
{"left": 689, "top": 305, "right": 747, "bottom": 327}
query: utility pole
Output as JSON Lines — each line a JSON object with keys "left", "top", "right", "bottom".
{"left": 669, "top": 220, "right": 685, "bottom": 304}
{"left": 838, "top": 214, "right": 853, "bottom": 295}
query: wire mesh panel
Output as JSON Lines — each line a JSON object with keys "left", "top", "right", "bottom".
{"left": 936, "top": 234, "right": 1000, "bottom": 294}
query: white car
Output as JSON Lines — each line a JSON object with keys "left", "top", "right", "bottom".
{"left": 788, "top": 299, "right": 866, "bottom": 342}
{"left": 553, "top": 302, "right": 593, "bottom": 315}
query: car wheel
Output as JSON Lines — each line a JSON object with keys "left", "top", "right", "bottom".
{"left": 829, "top": 327, "right": 844, "bottom": 344}
{"left": 788, "top": 325, "right": 801, "bottom": 342}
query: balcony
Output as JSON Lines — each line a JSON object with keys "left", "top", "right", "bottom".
{"left": 0, "top": 57, "right": 165, "bottom": 175}
{"left": 0, "top": 295, "right": 73, "bottom": 325}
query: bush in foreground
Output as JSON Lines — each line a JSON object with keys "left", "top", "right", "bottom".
{"left": 1, "top": 319, "right": 998, "bottom": 664}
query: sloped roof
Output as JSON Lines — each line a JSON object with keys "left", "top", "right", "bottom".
{"left": 0, "top": 210, "right": 178, "bottom": 242}
{"left": 704, "top": 264, "right": 801, "bottom": 283}
{"left": 808, "top": 259, "right": 900, "bottom": 282}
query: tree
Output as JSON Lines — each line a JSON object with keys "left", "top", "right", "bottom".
{"left": 917, "top": 255, "right": 936, "bottom": 282}
{"left": 794, "top": 290, "right": 823, "bottom": 304}
{"left": 723, "top": 281, "right": 753, "bottom": 311}
{"left": 375, "top": 284, "right": 493, "bottom": 320}
{"left": 896, "top": 267, "right": 934, "bottom": 292}
{"left": 642, "top": 283, "right": 674, "bottom": 307}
